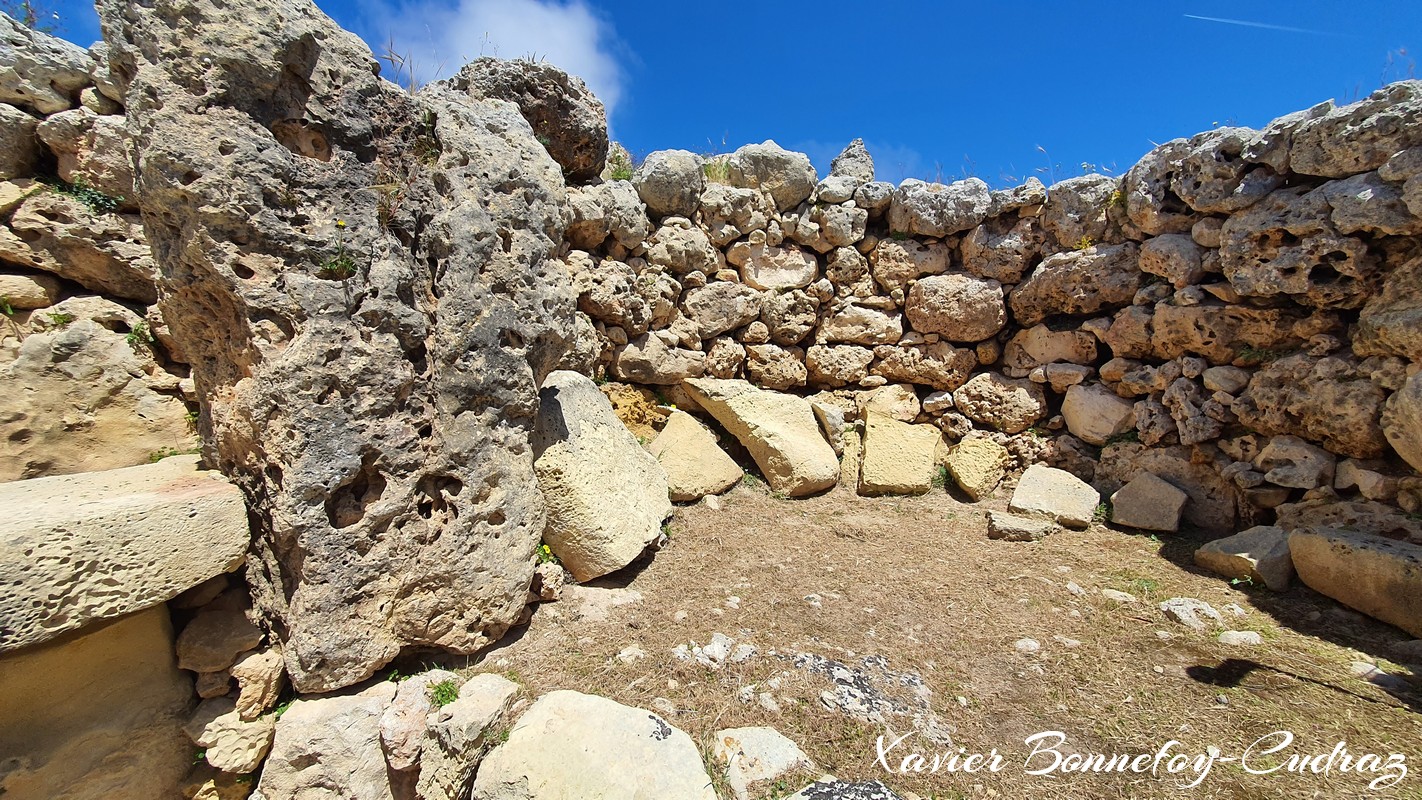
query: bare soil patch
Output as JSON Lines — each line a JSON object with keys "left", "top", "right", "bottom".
{"left": 420, "top": 483, "right": 1422, "bottom": 799}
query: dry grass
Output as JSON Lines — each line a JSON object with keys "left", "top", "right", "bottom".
{"left": 420, "top": 483, "right": 1422, "bottom": 799}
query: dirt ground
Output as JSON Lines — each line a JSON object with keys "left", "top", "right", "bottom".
{"left": 421, "top": 481, "right": 1422, "bottom": 800}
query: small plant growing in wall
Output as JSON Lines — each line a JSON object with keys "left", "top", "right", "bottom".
{"left": 536, "top": 543, "right": 560, "bottom": 565}
{"left": 46, "top": 176, "right": 123, "bottom": 215}
{"left": 44, "top": 310, "right": 75, "bottom": 328}
{"left": 126, "top": 320, "right": 154, "bottom": 350}
{"left": 430, "top": 679, "right": 459, "bottom": 708}
{"left": 1074, "top": 235, "right": 1095, "bottom": 251}
{"left": 318, "top": 219, "right": 359, "bottom": 279}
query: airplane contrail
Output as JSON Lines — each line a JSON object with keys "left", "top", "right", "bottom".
{"left": 1183, "top": 14, "right": 1337, "bottom": 36}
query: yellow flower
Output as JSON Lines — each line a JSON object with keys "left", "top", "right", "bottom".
{"left": 335, "top": 219, "right": 347, "bottom": 229}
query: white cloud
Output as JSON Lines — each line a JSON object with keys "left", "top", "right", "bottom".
{"left": 366, "top": 0, "right": 626, "bottom": 116}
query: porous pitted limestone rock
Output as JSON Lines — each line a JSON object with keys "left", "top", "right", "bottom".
{"left": 183, "top": 696, "right": 275, "bottom": 774}
{"left": 564, "top": 180, "right": 651, "bottom": 251}
{"left": 868, "top": 238, "right": 949, "bottom": 293}
{"left": 1234, "top": 353, "right": 1388, "bottom": 460}
{"left": 1383, "top": 371, "right": 1422, "bottom": 473}
{"left": 1097, "top": 443, "right": 1241, "bottom": 534}
{"left": 0, "top": 456, "right": 248, "bottom": 653}
{"left": 1150, "top": 303, "right": 1321, "bottom": 365}
{"left": 1009, "top": 464, "right": 1100, "bottom": 530}
{"left": 533, "top": 371, "right": 672, "bottom": 582}
{"left": 1109, "top": 472, "right": 1188, "bottom": 532}
{"left": 1357, "top": 253, "right": 1422, "bottom": 362}
{"left": 726, "top": 140, "right": 817, "bottom": 212}
{"left": 1, "top": 192, "right": 157, "bottom": 302}
{"left": 683, "top": 281, "right": 762, "bottom": 339}
{"left": 1255, "top": 435, "right": 1336, "bottom": 489}
{"left": 1274, "top": 499, "right": 1422, "bottom": 542}
{"left": 99, "top": 0, "right": 587, "bottom": 692}
{"left": 888, "top": 178, "right": 992, "bottom": 237}
{"left": 946, "top": 437, "right": 1008, "bottom": 501}
{"left": 986, "top": 510, "right": 1062, "bottom": 542}
{"left": 830, "top": 138, "right": 875, "bottom": 183}
{"left": 0, "top": 13, "right": 91, "bottom": 114}
{"left": 417, "top": 673, "right": 521, "bottom": 800}
{"left": 1159, "top": 597, "right": 1223, "bottom": 631}
{"left": 817, "top": 303, "right": 902, "bottom": 346}
{"left": 612, "top": 333, "right": 706, "bottom": 385}
{"left": 1040, "top": 173, "right": 1117, "bottom": 247}
{"left": 0, "top": 607, "right": 192, "bottom": 800}
{"left": 646, "top": 217, "right": 722, "bottom": 275}
{"left": 565, "top": 252, "right": 649, "bottom": 335}
{"left": 1009, "top": 244, "right": 1141, "bottom": 326}
{"left": 447, "top": 57, "right": 608, "bottom": 181}
{"left": 1002, "top": 325, "right": 1097, "bottom": 374}
{"left": 1061, "top": 383, "right": 1136, "bottom": 446}
{"left": 870, "top": 342, "right": 977, "bottom": 391}
{"left": 35, "top": 108, "right": 135, "bottom": 202}
{"left": 1219, "top": 185, "right": 1375, "bottom": 309}
{"left": 806, "top": 344, "right": 874, "bottom": 387}
{"left": 1289, "top": 81, "right": 1422, "bottom": 178}
{"left": 1289, "top": 528, "right": 1422, "bottom": 638}
{"left": 961, "top": 214, "right": 1043, "bottom": 284}
{"left": 858, "top": 412, "right": 940, "bottom": 496}
{"left": 953, "top": 373, "right": 1047, "bottom": 434}
{"left": 0, "top": 103, "right": 40, "bottom": 179}
{"left": 649, "top": 410, "right": 743, "bottom": 501}
{"left": 470, "top": 690, "right": 717, "bottom": 800}
{"left": 1139, "top": 233, "right": 1206, "bottom": 288}
{"left": 714, "top": 727, "right": 815, "bottom": 800}
{"left": 727, "top": 239, "right": 819, "bottom": 291}
{"left": 0, "top": 298, "right": 197, "bottom": 482}
{"left": 745, "top": 343, "right": 808, "bottom": 390}
{"left": 256, "top": 681, "right": 398, "bottom": 800}
{"left": 685, "top": 378, "right": 838, "bottom": 497}
{"left": 633, "top": 150, "right": 703, "bottom": 218}
{"left": 1194, "top": 526, "right": 1294, "bottom": 590}
{"left": 904, "top": 273, "right": 1006, "bottom": 342}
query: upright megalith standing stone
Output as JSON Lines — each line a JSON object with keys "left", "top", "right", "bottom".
{"left": 532, "top": 371, "right": 673, "bottom": 582}
{"left": 98, "top": 0, "right": 578, "bottom": 692}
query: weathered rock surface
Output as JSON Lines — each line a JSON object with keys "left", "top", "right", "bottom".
{"left": 0, "top": 607, "right": 192, "bottom": 800}
{"left": 634, "top": 150, "right": 703, "bottom": 218}
{"left": 448, "top": 57, "right": 608, "bottom": 181}
{"left": 888, "top": 178, "right": 991, "bottom": 237}
{"left": 946, "top": 437, "right": 1008, "bottom": 501}
{"left": 1194, "top": 526, "right": 1294, "bottom": 590}
{"left": 1009, "top": 464, "right": 1100, "bottom": 529}
{"left": 533, "top": 371, "right": 672, "bottom": 582}
{"left": 2, "top": 193, "right": 157, "bottom": 302}
{"left": 986, "top": 510, "right": 1061, "bottom": 542}
{"left": 231, "top": 647, "right": 285, "bottom": 720}
{"left": 0, "top": 298, "right": 195, "bottom": 481}
{"left": 418, "top": 673, "right": 520, "bottom": 800}
{"left": 1234, "top": 353, "right": 1387, "bottom": 459}
{"left": 1383, "top": 371, "right": 1422, "bottom": 472}
{"left": 470, "top": 690, "right": 717, "bottom": 800}
{"left": 649, "top": 409, "right": 743, "bottom": 501}
{"left": 685, "top": 378, "right": 838, "bottom": 496}
{"left": 36, "top": 108, "right": 135, "bottom": 201}
{"left": 1061, "top": 383, "right": 1136, "bottom": 446}
{"left": 176, "top": 608, "right": 264, "bottom": 673}
{"left": 0, "top": 13, "right": 91, "bottom": 114}
{"left": 714, "top": 727, "right": 814, "bottom": 800}
{"left": 858, "top": 412, "right": 940, "bottom": 496}
{"left": 1110, "top": 472, "right": 1188, "bottom": 532}
{"left": 1010, "top": 244, "right": 1140, "bottom": 326}
{"left": 904, "top": 273, "right": 1006, "bottom": 342}
{"left": 0, "top": 456, "right": 248, "bottom": 653}
{"left": 99, "top": 0, "right": 582, "bottom": 691}
{"left": 255, "top": 681, "right": 398, "bottom": 800}
{"left": 0, "top": 103, "right": 40, "bottom": 179}
{"left": 183, "top": 696, "right": 275, "bottom": 773}
{"left": 1289, "top": 528, "right": 1422, "bottom": 637}
{"left": 953, "top": 373, "right": 1047, "bottom": 434}
{"left": 378, "top": 667, "right": 461, "bottom": 771}
{"left": 726, "top": 141, "right": 817, "bottom": 211}
{"left": 1097, "top": 444, "right": 1241, "bottom": 533}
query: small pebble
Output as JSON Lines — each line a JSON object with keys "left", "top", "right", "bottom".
{"left": 1066, "top": 581, "right": 1086, "bottom": 596}
{"left": 1014, "top": 638, "right": 1041, "bottom": 654}
{"left": 804, "top": 594, "right": 822, "bottom": 608}
{"left": 1102, "top": 589, "right": 1138, "bottom": 603}
{"left": 1218, "top": 630, "right": 1263, "bottom": 646}
{"left": 1215, "top": 694, "right": 1229, "bottom": 705}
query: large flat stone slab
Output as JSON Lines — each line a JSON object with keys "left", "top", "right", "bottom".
{"left": 1289, "top": 527, "right": 1422, "bottom": 637}
{"left": 684, "top": 378, "right": 838, "bottom": 496}
{"left": 1008, "top": 464, "right": 1100, "bottom": 530}
{"left": 858, "top": 412, "right": 939, "bottom": 496}
{"left": 0, "top": 455, "right": 249, "bottom": 653}
{"left": 0, "top": 606, "right": 192, "bottom": 800}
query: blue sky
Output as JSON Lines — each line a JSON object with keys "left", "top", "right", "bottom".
{"left": 41, "top": 0, "right": 1421, "bottom": 186}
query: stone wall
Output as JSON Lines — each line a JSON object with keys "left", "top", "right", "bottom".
{"left": 557, "top": 88, "right": 1422, "bottom": 542}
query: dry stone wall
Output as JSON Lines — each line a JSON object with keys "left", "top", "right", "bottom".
{"left": 560, "top": 88, "right": 1422, "bottom": 542}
